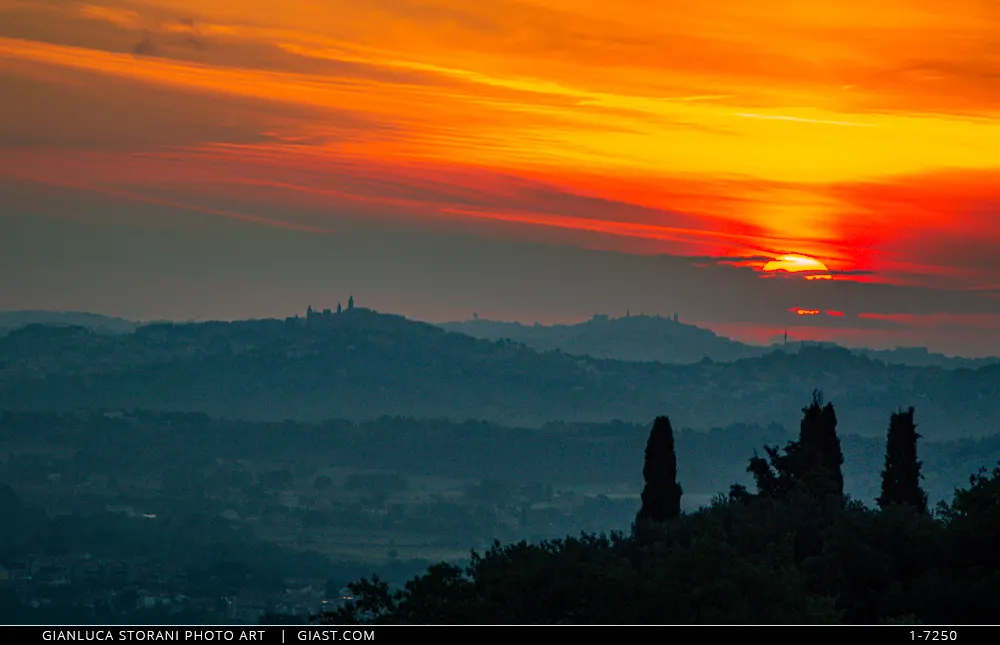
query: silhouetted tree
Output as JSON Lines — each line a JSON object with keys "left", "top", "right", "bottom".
{"left": 337, "top": 302, "right": 343, "bottom": 314}
{"left": 877, "top": 407, "right": 927, "bottom": 513}
{"left": 348, "top": 296, "right": 354, "bottom": 310}
{"left": 635, "top": 416, "right": 683, "bottom": 526}
{"left": 797, "top": 390, "right": 844, "bottom": 499}
{"left": 748, "top": 390, "right": 844, "bottom": 501}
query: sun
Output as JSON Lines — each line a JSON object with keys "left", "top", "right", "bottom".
{"left": 762, "top": 254, "right": 832, "bottom": 279}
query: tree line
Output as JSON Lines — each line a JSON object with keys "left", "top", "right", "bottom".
{"left": 320, "top": 390, "right": 1000, "bottom": 624}
{"left": 638, "top": 390, "right": 927, "bottom": 526}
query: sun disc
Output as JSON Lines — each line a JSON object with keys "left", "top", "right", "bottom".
{"left": 762, "top": 254, "right": 830, "bottom": 274}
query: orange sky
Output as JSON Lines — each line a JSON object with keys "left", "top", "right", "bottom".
{"left": 2, "top": 0, "right": 1000, "bottom": 348}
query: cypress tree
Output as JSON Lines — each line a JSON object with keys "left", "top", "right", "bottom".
{"left": 636, "top": 416, "right": 683, "bottom": 525}
{"left": 877, "top": 406, "right": 927, "bottom": 512}
{"left": 796, "top": 390, "right": 845, "bottom": 500}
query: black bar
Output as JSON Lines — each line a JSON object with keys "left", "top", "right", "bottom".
{"left": 0, "top": 625, "right": 996, "bottom": 644}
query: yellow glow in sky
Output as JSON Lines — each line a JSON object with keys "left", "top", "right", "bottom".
{"left": 0, "top": 0, "right": 998, "bottom": 288}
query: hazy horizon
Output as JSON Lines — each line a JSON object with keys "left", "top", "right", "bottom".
{"left": 5, "top": 301, "right": 1000, "bottom": 360}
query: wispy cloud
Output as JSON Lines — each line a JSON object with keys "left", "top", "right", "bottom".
{"left": 735, "top": 113, "right": 877, "bottom": 127}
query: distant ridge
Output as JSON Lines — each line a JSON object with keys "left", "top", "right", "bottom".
{"left": 3, "top": 307, "right": 1000, "bottom": 439}
{"left": 439, "top": 314, "right": 759, "bottom": 364}
{"left": 2, "top": 309, "right": 996, "bottom": 369}
{"left": 0, "top": 310, "right": 137, "bottom": 336}
{"left": 439, "top": 314, "right": 1000, "bottom": 369}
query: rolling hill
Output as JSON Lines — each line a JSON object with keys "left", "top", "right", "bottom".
{"left": 2, "top": 308, "right": 1000, "bottom": 440}
{"left": 0, "top": 310, "right": 137, "bottom": 336}
{"left": 440, "top": 313, "right": 1000, "bottom": 369}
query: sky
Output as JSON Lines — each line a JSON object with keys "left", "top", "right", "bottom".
{"left": 1, "top": 0, "right": 1000, "bottom": 356}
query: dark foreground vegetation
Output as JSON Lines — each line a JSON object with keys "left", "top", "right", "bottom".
{"left": 321, "top": 394, "right": 1000, "bottom": 625}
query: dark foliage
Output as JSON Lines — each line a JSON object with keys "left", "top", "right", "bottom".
{"left": 877, "top": 407, "right": 928, "bottom": 513}
{"left": 320, "top": 463, "right": 1000, "bottom": 625}
{"left": 748, "top": 390, "right": 844, "bottom": 501}
{"left": 635, "top": 416, "right": 683, "bottom": 526}
{"left": 317, "top": 399, "right": 1000, "bottom": 625}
